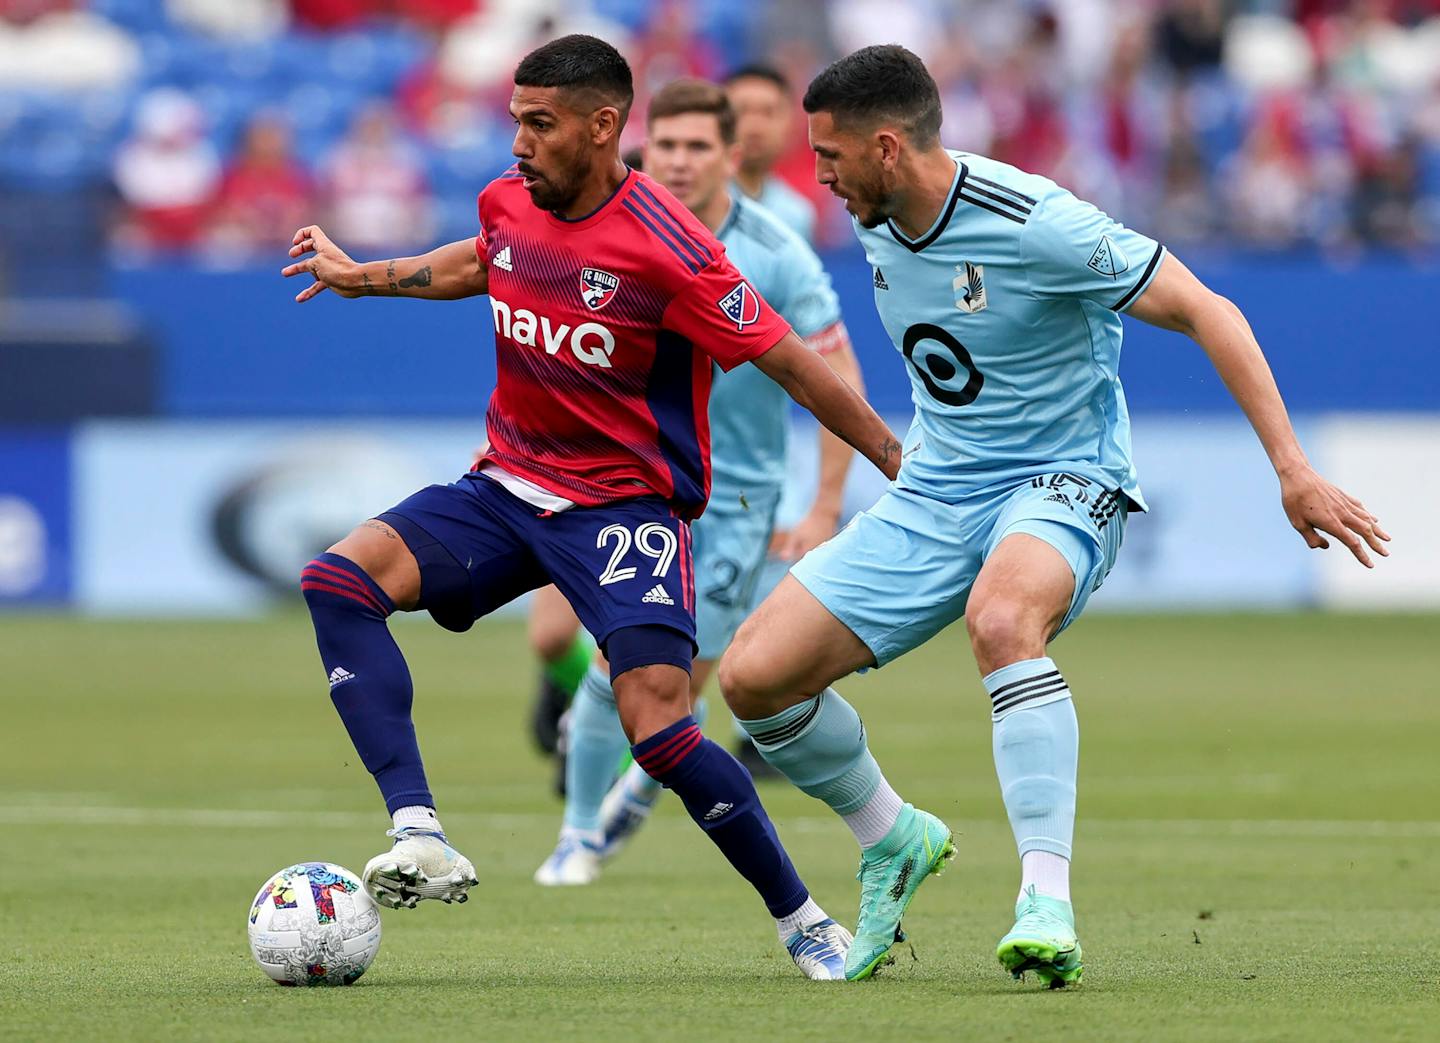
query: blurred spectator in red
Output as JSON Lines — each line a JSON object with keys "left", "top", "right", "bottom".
{"left": 1225, "top": 98, "right": 1312, "bottom": 245}
{"left": 291, "top": 0, "right": 479, "bottom": 31}
{"left": 112, "top": 89, "right": 221, "bottom": 252}
{"left": 322, "top": 101, "right": 434, "bottom": 251}
{"left": 979, "top": 7, "right": 1069, "bottom": 181}
{"left": 626, "top": 0, "right": 722, "bottom": 149}
{"left": 0, "top": 0, "right": 74, "bottom": 23}
{"left": 209, "top": 112, "right": 313, "bottom": 256}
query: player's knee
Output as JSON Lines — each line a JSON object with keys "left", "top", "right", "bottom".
{"left": 717, "top": 633, "right": 776, "bottom": 720}
{"left": 325, "top": 521, "right": 420, "bottom": 609}
{"left": 966, "top": 598, "right": 1044, "bottom": 670}
{"left": 300, "top": 553, "right": 393, "bottom": 620}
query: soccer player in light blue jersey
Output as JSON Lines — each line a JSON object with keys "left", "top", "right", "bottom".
{"left": 726, "top": 64, "right": 819, "bottom": 244}
{"left": 720, "top": 45, "right": 1391, "bottom": 984}
{"left": 533, "top": 79, "right": 867, "bottom": 920}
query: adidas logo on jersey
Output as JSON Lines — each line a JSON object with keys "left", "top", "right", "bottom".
{"left": 641, "top": 583, "right": 675, "bottom": 606}
{"left": 873, "top": 267, "right": 889, "bottom": 290}
{"left": 703, "top": 802, "right": 734, "bottom": 821}
{"left": 328, "top": 666, "right": 356, "bottom": 687}
{"left": 492, "top": 245, "right": 513, "bottom": 271}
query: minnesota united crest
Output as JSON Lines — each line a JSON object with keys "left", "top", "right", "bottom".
{"left": 580, "top": 267, "right": 620, "bottom": 310}
{"left": 954, "top": 261, "right": 986, "bottom": 314}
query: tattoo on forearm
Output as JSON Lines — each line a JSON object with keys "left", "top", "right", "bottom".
{"left": 386, "top": 259, "right": 399, "bottom": 295}
{"left": 399, "top": 266, "right": 432, "bottom": 289}
{"left": 361, "top": 519, "right": 398, "bottom": 539}
{"left": 880, "top": 437, "right": 902, "bottom": 465}
{"left": 360, "top": 272, "right": 377, "bottom": 296}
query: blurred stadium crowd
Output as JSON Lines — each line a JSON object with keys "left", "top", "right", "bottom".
{"left": 2, "top": 0, "right": 1438, "bottom": 262}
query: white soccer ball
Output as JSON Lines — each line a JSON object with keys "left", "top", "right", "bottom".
{"left": 247, "top": 862, "right": 382, "bottom": 986}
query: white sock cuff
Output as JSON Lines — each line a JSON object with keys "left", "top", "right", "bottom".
{"left": 984, "top": 656, "right": 1071, "bottom": 721}
{"left": 840, "top": 778, "right": 904, "bottom": 849}
{"left": 775, "top": 895, "right": 826, "bottom": 941}
{"left": 392, "top": 805, "right": 442, "bottom": 834}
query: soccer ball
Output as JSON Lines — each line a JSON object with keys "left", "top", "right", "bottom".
{"left": 247, "top": 862, "right": 382, "bottom": 986}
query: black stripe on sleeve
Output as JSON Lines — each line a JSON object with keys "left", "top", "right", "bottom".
{"left": 1111, "top": 245, "right": 1165, "bottom": 312}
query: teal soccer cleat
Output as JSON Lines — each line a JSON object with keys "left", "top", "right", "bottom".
{"left": 845, "top": 804, "right": 955, "bottom": 980}
{"left": 996, "top": 885, "right": 1083, "bottom": 988}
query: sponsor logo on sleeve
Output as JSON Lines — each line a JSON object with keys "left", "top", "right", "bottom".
{"left": 1087, "top": 235, "right": 1129, "bottom": 278}
{"left": 718, "top": 281, "right": 761, "bottom": 331}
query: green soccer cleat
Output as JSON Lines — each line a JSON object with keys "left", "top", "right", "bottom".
{"left": 844, "top": 804, "right": 955, "bottom": 981}
{"left": 996, "top": 885, "right": 1083, "bottom": 988}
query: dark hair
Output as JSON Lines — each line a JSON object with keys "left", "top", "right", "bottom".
{"left": 514, "top": 34, "right": 634, "bottom": 121}
{"left": 723, "top": 62, "right": 790, "bottom": 94}
{"left": 802, "top": 45, "right": 942, "bottom": 147}
{"left": 648, "top": 78, "right": 736, "bottom": 145}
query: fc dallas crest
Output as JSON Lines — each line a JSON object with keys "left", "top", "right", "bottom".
{"left": 580, "top": 267, "right": 620, "bottom": 310}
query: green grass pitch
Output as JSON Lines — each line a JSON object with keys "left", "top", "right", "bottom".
{"left": 2, "top": 611, "right": 1437, "bottom": 1041}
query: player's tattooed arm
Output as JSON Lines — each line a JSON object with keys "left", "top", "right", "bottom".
{"left": 755, "top": 330, "right": 902, "bottom": 481}
{"left": 283, "top": 227, "right": 487, "bottom": 302}
{"left": 1128, "top": 251, "right": 1391, "bottom": 568}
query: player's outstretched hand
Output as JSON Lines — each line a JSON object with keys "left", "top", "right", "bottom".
{"left": 1280, "top": 465, "right": 1391, "bottom": 568}
{"left": 282, "top": 225, "right": 361, "bottom": 302}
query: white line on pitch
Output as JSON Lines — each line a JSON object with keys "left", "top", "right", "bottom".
{"left": 1, "top": 805, "right": 1438, "bottom": 839}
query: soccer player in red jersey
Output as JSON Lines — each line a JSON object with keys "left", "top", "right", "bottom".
{"left": 281, "top": 35, "right": 900, "bottom": 979}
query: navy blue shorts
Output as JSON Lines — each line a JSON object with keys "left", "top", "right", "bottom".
{"left": 377, "top": 474, "right": 696, "bottom": 662}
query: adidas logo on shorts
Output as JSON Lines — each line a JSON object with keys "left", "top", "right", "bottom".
{"left": 328, "top": 666, "right": 356, "bottom": 688}
{"left": 641, "top": 583, "right": 675, "bottom": 606}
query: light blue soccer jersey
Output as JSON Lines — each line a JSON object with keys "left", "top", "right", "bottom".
{"left": 742, "top": 175, "right": 818, "bottom": 244}
{"left": 708, "top": 191, "right": 842, "bottom": 510}
{"left": 858, "top": 150, "right": 1163, "bottom": 510}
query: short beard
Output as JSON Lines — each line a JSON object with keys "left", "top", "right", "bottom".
{"left": 853, "top": 171, "right": 901, "bottom": 229}
{"left": 527, "top": 175, "right": 579, "bottom": 214}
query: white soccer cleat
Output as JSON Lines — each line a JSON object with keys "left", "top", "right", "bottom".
{"left": 533, "top": 832, "right": 602, "bottom": 886}
{"left": 361, "top": 828, "right": 478, "bottom": 910}
{"left": 785, "top": 918, "right": 854, "bottom": 981}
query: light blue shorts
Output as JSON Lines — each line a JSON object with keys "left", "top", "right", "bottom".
{"left": 692, "top": 497, "right": 779, "bottom": 660}
{"left": 790, "top": 474, "right": 1127, "bottom": 667}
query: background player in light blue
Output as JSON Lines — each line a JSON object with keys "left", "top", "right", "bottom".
{"left": 534, "top": 78, "right": 867, "bottom": 886}
{"left": 725, "top": 64, "right": 818, "bottom": 245}
{"left": 720, "top": 45, "right": 1391, "bottom": 983}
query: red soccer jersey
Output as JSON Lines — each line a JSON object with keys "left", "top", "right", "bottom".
{"left": 474, "top": 168, "right": 791, "bottom": 518}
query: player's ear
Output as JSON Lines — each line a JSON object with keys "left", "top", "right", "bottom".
{"left": 876, "top": 129, "right": 903, "bottom": 171}
{"left": 592, "top": 105, "right": 622, "bottom": 146}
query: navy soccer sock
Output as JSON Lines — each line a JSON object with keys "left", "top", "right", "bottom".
{"left": 632, "top": 716, "right": 808, "bottom": 919}
{"left": 301, "top": 553, "right": 432, "bottom": 814}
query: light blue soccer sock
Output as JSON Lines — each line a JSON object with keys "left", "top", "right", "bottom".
{"left": 987, "top": 656, "right": 1078, "bottom": 886}
{"left": 562, "top": 665, "right": 630, "bottom": 837}
{"left": 739, "top": 689, "right": 903, "bottom": 849}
